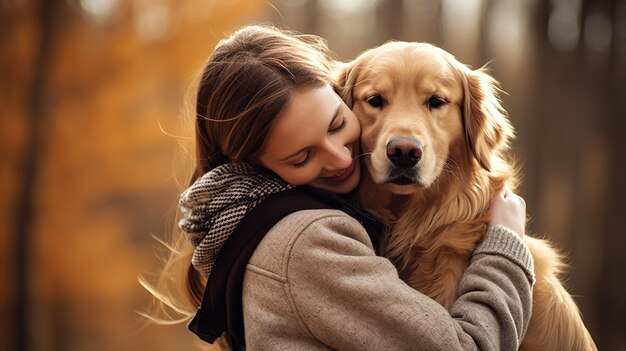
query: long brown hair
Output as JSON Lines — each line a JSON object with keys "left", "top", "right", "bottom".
{"left": 190, "top": 24, "right": 336, "bottom": 184}
{"left": 141, "top": 24, "right": 337, "bottom": 328}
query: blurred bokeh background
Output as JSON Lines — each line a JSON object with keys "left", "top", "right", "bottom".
{"left": 1, "top": 0, "right": 624, "bottom": 350}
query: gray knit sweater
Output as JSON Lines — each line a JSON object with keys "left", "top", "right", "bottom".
{"left": 243, "top": 210, "right": 535, "bottom": 350}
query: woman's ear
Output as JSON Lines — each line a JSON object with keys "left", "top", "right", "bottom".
{"left": 458, "top": 65, "right": 514, "bottom": 171}
{"left": 333, "top": 61, "right": 355, "bottom": 108}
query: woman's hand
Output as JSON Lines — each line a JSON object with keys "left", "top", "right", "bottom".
{"left": 489, "top": 188, "right": 526, "bottom": 237}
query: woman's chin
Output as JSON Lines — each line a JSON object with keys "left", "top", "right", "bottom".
{"left": 312, "top": 166, "right": 360, "bottom": 194}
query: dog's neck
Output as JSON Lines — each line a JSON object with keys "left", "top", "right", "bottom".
{"left": 357, "top": 173, "right": 412, "bottom": 222}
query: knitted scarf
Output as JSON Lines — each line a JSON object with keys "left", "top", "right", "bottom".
{"left": 178, "top": 162, "right": 294, "bottom": 278}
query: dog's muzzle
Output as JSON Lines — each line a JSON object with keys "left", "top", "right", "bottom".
{"left": 385, "top": 137, "right": 423, "bottom": 185}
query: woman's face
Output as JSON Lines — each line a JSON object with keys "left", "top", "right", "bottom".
{"left": 258, "top": 84, "right": 361, "bottom": 194}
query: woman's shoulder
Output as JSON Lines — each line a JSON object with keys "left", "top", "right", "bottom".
{"left": 247, "top": 208, "right": 375, "bottom": 278}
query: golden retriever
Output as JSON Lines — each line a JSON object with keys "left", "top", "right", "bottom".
{"left": 335, "top": 42, "right": 597, "bottom": 351}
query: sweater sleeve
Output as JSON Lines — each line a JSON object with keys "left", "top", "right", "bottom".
{"left": 284, "top": 214, "right": 534, "bottom": 351}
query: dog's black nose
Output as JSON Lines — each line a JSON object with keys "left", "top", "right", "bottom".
{"left": 386, "top": 137, "right": 423, "bottom": 168}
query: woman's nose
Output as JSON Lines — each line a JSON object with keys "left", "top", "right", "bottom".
{"left": 324, "top": 142, "right": 352, "bottom": 170}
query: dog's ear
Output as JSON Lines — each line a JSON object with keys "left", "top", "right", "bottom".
{"left": 457, "top": 65, "right": 514, "bottom": 171}
{"left": 333, "top": 61, "right": 355, "bottom": 108}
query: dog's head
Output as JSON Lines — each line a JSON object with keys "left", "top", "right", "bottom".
{"left": 335, "top": 42, "right": 514, "bottom": 195}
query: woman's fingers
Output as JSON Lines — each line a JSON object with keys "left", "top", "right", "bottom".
{"left": 489, "top": 188, "right": 527, "bottom": 237}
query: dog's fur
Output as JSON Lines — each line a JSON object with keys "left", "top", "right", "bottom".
{"left": 335, "top": 42, "right": 596, "bottom": 350}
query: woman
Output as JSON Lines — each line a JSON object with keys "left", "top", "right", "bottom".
{"left": 150, "top": 24, "right": 533, "bottom": 350}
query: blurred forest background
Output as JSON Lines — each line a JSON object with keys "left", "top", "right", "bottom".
{"left": 1, "top": 0, "right": 625, "bottom": 350}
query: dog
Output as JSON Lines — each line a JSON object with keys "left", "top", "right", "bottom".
{"left": 335, "top": 42, "right": 597, "bottom": 350}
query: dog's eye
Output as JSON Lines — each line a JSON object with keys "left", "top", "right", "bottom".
{"left": 367, "top": 95, "right": 386, "bottom": 109}
{"left": 428, "top": 96, "right": 446, "bottom": 110}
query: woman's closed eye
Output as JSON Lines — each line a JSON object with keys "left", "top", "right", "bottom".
{"left": 328, "top": 116, "right": 347, "bottom": 134}
{"left": 292, "top": 151, "right": 311, "bottom": 168}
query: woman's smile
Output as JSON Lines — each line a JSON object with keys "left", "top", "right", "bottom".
{"left": 320, "top": 158, "right": 356, "bottom": 183}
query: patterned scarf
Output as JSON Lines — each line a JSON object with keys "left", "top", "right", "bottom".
{"left": 178, "top": 162, "right": 294, "bottom": 278}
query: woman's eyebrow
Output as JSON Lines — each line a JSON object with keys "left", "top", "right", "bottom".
{"left": 278, "top": 103, "right": 342, "bottom": 162}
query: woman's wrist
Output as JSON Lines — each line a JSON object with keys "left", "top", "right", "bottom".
{"left": 476, "top": 225, "right": 535, "bottom": 283}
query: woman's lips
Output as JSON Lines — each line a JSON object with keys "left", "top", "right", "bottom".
{"left": 322, "top": 159, "right": 356, "bottom": 183}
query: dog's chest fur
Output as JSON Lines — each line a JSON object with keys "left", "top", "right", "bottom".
{"left": 370, "top": 156, "right": 506, "bottom": 309}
